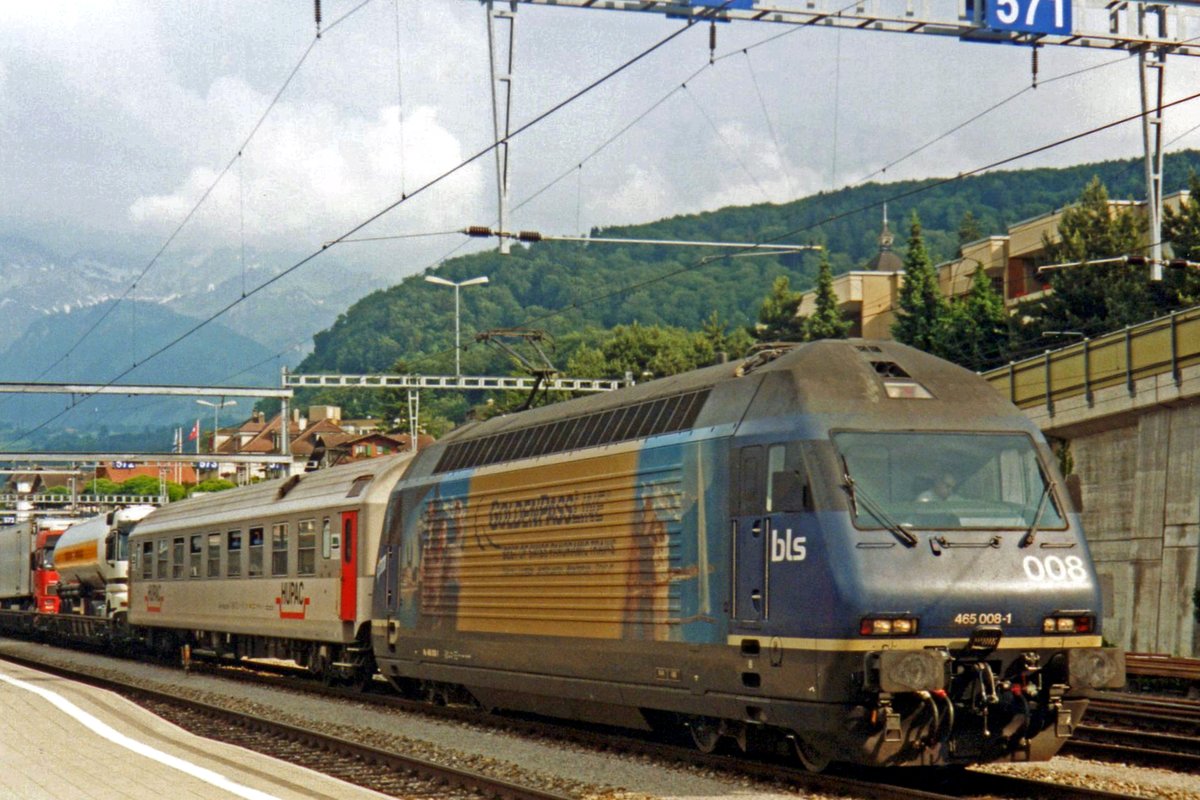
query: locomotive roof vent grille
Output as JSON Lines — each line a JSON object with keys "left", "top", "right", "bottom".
{"left": 870, "top": 360, "right": 910, "bottom": 378}
{"left": 433, "top": 388, "right": 710, "bottom": 474}
{"left": 867, "top": 360, "right": 933, "bottom": 399}
{"left": 855, "top": 344, "right": 883, "bottom": 353}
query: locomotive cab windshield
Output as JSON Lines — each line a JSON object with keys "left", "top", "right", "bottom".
{"left": 835, "top": 431, "right": 1067, "bottom": 532}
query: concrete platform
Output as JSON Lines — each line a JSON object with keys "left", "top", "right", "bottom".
{"left": 0, "top": 659, "right": 391, "bottom": 800}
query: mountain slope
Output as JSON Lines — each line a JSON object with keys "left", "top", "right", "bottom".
{"left": 0, "top": 300, "right": 276, "bottom": 434}
{"left": 299, "top": 151, "right": 1200, "bottom": 376}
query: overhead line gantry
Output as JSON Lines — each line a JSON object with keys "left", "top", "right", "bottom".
{"left": 474, "top": 0, "right": 1200, "bottom": 278}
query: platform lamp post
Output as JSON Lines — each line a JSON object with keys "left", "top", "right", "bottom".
{"left": 424, "top": 274, "right": 488, "bottom": 377}
{"left": 196, "top": 399, "right": 237, "bottom": 456}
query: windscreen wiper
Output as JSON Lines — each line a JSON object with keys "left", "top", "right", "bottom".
{"left": 842, "top": 457, "right": 918, "bottom": 548}
{"left": 1020, "top": 482, "right": 1054, "bottom": 548}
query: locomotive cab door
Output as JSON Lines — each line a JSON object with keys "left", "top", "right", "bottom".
{"left": 732, "top": 445, "right": 768, "bottom": 624}
{"left": 340, "top": 511, "right": 358, "bottom": 622}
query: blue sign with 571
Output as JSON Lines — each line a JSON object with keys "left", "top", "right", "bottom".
{"left": 986, "top": 0, "right": 1072, "bottom": 36}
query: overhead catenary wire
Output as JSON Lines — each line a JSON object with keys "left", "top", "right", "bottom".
{"left": 856, "top": 55, "right": 1129, "bottom": 184}
{"left": 683, "top": 81, "right": 775, "bottom": 203}
{"left": 27, "top": 0, "right": 375, "bottom": 387}
{"left": 742, "top": 49, "right": 794, "bottom": 200}
{"left": 15, "top": 7, "right": 719, "bottom": 441}
{"left": 498, "top": 87, "right": 1200, "bottom": 339}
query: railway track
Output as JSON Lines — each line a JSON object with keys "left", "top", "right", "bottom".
{"left": 0, "top": 646, "right": 1148, "bottom": 800}
{"left": 1064, "top": 691, "right": 1200, "bottom": 770}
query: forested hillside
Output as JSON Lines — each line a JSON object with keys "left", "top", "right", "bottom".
{"left": 300, "top": 151, "right": 1200, "bottom": 380}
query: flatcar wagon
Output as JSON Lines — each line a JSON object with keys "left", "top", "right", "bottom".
{"left": 371, "top": 339, "right": 1124, "bottom": 769}
{"left": 128, "top": 453, "right": 415, "bottom": 683}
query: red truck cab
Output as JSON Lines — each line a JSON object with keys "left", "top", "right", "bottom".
{"left": 32, "top": 528, "right": 63, "bottom": 613}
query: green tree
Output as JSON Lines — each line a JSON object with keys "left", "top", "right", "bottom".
{"left": 754, "top": 275, "right": 805, "bottom": 342}
{"left": 82, "top": 478, "right": 121, "bottom": 496}
{"left": 941, "top": 267, "right": 1009, "bottom": 369}
{"left": 892, "top": 212, "right": 947, "bottom": 353}
{"left": 1033, "top": 176, "right": 1151, "bottom": 335}
{"left": 803, "top": 255, "right": 851, "bottom": 341}
{"left": 1161, "top": 171, "right": 1200, "bottom": 309}
{"left": 564, "top": 322, "right": 714, "bottom": 380}
{"left": 119, "top": 475, "right": 164, "bottom": 496}
{"left": 700, "top": 310, "right": 729, "bottom": 354}
{"left": 191, "top": 478, "right": 236, "bottom": 495}
{"left": 957, "top": 210, "right": 983, "bottom": 255}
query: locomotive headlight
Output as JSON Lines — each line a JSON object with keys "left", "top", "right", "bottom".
{"left": 1043, "top": 615, "right": 1093, "bottom": 634}
{"left": 873, "top": 650, "right": 947, "bottom": 693}
{"left": 1068, "top": 647, "right": 1126, "bottom": 690}
{"left": 859, "top": 616, "right": 918, "bottom": 635}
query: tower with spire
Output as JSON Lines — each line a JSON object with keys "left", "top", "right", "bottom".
{"left": 865, "top": 202, "right": 903, "bottom": 272}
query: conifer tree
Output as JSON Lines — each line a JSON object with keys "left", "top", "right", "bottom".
{"left": 957, "top": 210, "right": 983, "bottom": 255}
{"left": 803, "top": 255, "right": 851, "bottom": 341}
{"left": 891, "top": 211, "right": 947, "bottom": 353}
{"left": 1161, "top": 171, "right": 1200, "bottom": 309}
{"left": 942, "top": 267, "right": 1008, "bottom": 369}
{"left": 754, "top": 275, "right": 805, "bottom": 341}
{"left": 1031, "top": 176, "right": 1150, "bottom": 336}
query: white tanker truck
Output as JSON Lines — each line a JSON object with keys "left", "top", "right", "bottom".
{"left": 53, "top": 505, "right": 156, "bottom": 620}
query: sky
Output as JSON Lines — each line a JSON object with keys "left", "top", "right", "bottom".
{"left": 5, "top": 0, "right": 1200, "bottom": 326}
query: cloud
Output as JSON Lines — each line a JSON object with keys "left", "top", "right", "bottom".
{"left": 128, "top": 93, "right": 485, "bottom": 250}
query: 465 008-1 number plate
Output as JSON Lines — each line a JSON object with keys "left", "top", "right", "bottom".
{"left": 953, "top": 612, "right": 1012, "bottom": 626}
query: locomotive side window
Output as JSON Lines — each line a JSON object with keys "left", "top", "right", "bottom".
{"left": 207, "top": 533, "right": 220, "bottom": 578}
{"left": 141, "top": 541, "right": 154, "bottom": 579}
{"left": 156, "top": 539, "right": 168, "bottom": 579}
{"left": 248, "top": 527, "right": 264, "bottom": 577}
{"left": 189, "top": 535, "right": 202, "bottom": 578}
{"left": 298, "top": 519, "right": 316, "bottom": 576}
{"left": 321, "top": 518, "right": 332, "bottom": 559}
{"left": 172, "top": 537, "right": 185, "bottom": 579}
{"left": 271, "top": 523, "right": 289, "bottom": 576}
{"left": 227, "top": 530, "right": 242, "bottom": 577}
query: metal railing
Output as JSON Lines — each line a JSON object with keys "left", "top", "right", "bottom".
{"left": 983, "top": 307, "right": 1200, "bottom": 415}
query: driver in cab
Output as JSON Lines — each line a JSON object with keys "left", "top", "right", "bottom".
{"left": 918, "top": 473, "right": 960, "bottom": 503}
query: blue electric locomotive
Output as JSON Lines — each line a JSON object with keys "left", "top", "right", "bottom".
{"left": 370, "top": 339, "right": 1124, "bottom": 769}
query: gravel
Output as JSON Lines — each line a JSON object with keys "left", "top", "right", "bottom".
{"left": 2, "top": 638, "right": 1195, "bottom": 800}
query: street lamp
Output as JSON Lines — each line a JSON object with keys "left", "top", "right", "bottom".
{"left": 424, "top": 274, "right": 488, "bottom": 377}
{"left": 196, "top": 399, "right": 237, "bottom": 455}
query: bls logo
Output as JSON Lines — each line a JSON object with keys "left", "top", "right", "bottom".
{"left": 770, "top": 528, "right": 807, "bottom": 562}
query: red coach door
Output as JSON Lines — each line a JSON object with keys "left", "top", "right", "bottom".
{"left": 340, "top": 511, "right": 358, "bottom": 622}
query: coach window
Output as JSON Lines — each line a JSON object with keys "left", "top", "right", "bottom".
{"left": 156, "top": 539, "right": 169, "bottom": 579}
{"left": 207, "top": 533, "right": 221, "bottom": 578}
{"left": 298, "top": 519, "right": 316, "bottom": 576}
{"left": 248, "top": 527, "right": 264, "bottom": 577}
{"left": 189, "top": 535, "right": 203, "bottom": 578}
{"left": 271, "top": 523, "right": 288, "bottom": 576}
{"left": 172, "top": 537, "right": 185, "bottom": 579}
{"left": 227, "top": 530, "right": 242, "bottom": 577}
{"left": 321, "top": 517, "right": 332, "bottom": 559}
{"left": 141, "top": 541, "right": 154, "bottom": 579}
